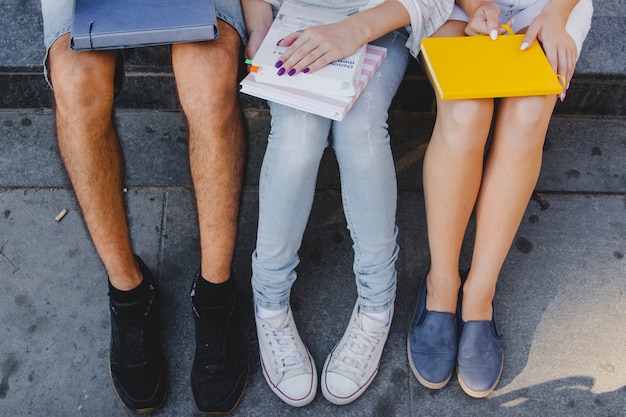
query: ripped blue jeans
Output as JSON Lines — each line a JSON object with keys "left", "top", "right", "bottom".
{"left": 252, "top": 29, "right": 410, "bottom": 314}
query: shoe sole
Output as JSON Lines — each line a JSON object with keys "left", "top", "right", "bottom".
{"left": 191, "top": 367, "right": 250, "bottom": 416}
{"left": 320, "top": 302, "right": 391, "bottom": 405}
{"left": 456, "top": 351, "right": 504, "bottom": 398}
{"left": 109, "top": 366, "right": 169, "bottom": 414}
{"left": 320, "top": 353, "right": 379, "bottom": 405}
{"left": 406, "top": 337, "right": 452, "bottom": 390}
{"left": 260, "top": 355, "right": 318, "bottom": 407}
{"left": 255, "top": 308, "right": 317, "bottom": 407}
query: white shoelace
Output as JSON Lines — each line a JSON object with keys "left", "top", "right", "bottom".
{"left": 329, "top": 318, "right": 384, "bottom": 378}
{"left": 263, "top": 318, "right": 305, "bottom": 375}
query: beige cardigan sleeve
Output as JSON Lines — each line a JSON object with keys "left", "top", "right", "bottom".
{"left": 396, "top": 0, "right": 454, "bottom": 57}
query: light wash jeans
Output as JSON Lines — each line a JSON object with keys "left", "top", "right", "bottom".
{"left": 252, "top": 29, "right": 410, "bottom": 314}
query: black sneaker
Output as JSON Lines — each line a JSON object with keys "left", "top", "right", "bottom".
{"left": 190, "top": 274, "right": 249, "bottom": 415}
{"left": 109, "top": 257, "right": 168, "bottom": 413}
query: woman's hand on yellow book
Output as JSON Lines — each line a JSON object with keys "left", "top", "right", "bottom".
{"left": 520, "top": 8, "right": 577, "bottom": 88}
{"left": 458, "top": 0, "right": 501, "bottom": 39}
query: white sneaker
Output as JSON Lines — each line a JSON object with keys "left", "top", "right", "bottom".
{"left": 321, "top": 302, "right": 393, "bottom": 405}
{"left": 255, "top": 305, "right": 317, "bottom": 407}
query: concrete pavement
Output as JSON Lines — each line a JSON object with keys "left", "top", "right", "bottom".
{"left": 0, "top": 1, "right": 625, "bottom": 416}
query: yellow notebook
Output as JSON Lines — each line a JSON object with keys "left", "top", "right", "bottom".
{"left": 420, "top": 29, "right": 564, "bottom": 100}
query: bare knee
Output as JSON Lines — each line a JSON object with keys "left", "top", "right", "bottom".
{"left": 433, "top": 99, "right": 494, "bottom": 152}
{"left": 172, "top": 21, "right": 241, "bottom": 116}
{"left": 173, "top": 19, "right": 241, "bottom": 64}
{"left": 48, "top": 35, "right": 117, "bottom": 119}
{"left": 494, "top": 95, "right": 556, "bottom": 152}
{"left": 499, "top": 95, "right": 556, "bottom": 128}
{"left": 440, "top": 99, "right": 493, "bottom": 128}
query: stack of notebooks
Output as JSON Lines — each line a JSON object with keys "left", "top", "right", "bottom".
{"left": 240, "top": 44, "right": 387, "bottom": 121}
{"left": 245, "top": 2, "right": 367, "bottom": 97}
{"left": 240, "top": 1, "right": 385, "bottom": 121}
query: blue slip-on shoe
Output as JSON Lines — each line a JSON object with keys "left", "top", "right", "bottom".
{"left": 407, "top": 275, "right": 457, "bottom": 389}
{"left": 456, "top": 304, "right": 503, "bottom": 398}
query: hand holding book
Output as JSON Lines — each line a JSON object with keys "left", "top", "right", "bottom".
{"left": 419, "top": 24, "right": 566, "bottom": 100}
{"left": 458, "top": 0, "right": 504, "bottom": 39}
{"left": 241, "top": 45, "right": 387, "bottom": 121}
{"left": 518, "top": 1, "right": 579, "bottom": 92}
{"left": 247, "top": 2, "right": 368, "bottom": 97}
{"left": 242, "top": 0, "right": 273, "bottom": 66}
{"left": 274, "top": 1, "right": 410, "bottom": 77}
{"left": 274, "top": 18, "right": 370, "bottom": 77}
{"left": 458, "top": 0, "right": 577, "bottom": 99}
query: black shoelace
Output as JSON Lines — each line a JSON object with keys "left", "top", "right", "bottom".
{"left": 195, "top": 307, "right": 233, "bottom": 366}
{"left": 113, "top": 294, "right": 156, "bottom": 365}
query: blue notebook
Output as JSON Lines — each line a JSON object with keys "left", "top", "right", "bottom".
{"left": 70, "top": 0, "right": 219, "bottom": 51}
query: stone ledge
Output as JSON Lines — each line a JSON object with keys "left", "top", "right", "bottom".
{"left": 1, "top": 68, "right": 624, "bottom": 117}
{"left": 1, "top": 110, "right": 624, "bottom": 194}
{"left": 1, "top": 3, "right": 624, "bottom": 116}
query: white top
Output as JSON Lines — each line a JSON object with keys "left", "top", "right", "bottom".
{"left": 265, "top": 0, "right": 455, "bottom": 57}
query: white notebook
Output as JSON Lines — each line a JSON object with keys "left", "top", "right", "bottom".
{"left": 241, "top": 45, "right": 387, "bottom": 121}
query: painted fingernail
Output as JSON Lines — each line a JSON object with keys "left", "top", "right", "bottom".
{"left": 288, "top": 68, "right": 296, "bottom": 76}
{"left": 560, "top": 89, "right": 567, "bottom": 102}
{"left": 276, "top": 38, "right": 284, "bottom": 45}
{"left": 275, "top": 60, "right": 283, "bottom": 68}
{"left": 277, "top": 67, "right": 286, "bottom": 76}
{"left": 520, "top": 42, "right": 529, "bottom": 51}
{"left": 303, "top": 67, "right": 310, "bottom": 73}
{"left": 490, "top": 29, "right": 498, "bottom": 40}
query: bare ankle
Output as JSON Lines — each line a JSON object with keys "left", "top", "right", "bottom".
{"left": 425, "top": 272, "right": 460, "bottom": 314}
{"left": 107, "top": 257, "right": 143, "bottom": 291}
{"left": 460, "top": 285, "right": 494, "bottom": 321}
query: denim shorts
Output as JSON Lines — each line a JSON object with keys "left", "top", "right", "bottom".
{"left": 448, "top": 0, "right": 593, "bottom": 57}
{"left": 40, "top": 0, "right": 247, "bottom": 88}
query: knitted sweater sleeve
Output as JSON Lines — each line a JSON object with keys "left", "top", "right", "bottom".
{"left": 395, "top": 0, "right": 454, "bottom": 57}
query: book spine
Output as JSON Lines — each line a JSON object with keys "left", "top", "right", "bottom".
{"left": 419, "top": 43, "right": 445, "bottom": 100}
{"left": 340, "top": 45, "right": 387, "bottom": 119}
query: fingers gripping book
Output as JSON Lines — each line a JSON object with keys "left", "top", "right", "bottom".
{"left": 249, "top": 1, "right": 367, "bottom": 97}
